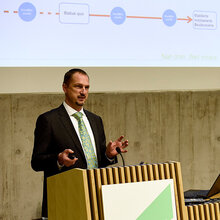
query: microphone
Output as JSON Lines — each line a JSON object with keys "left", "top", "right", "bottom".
{"left": 116, "top": 147, "right": 125, "bottom": 166}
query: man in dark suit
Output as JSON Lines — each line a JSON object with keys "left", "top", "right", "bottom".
{"left": 31, "top": 68, "right": 128, "bottom": 219}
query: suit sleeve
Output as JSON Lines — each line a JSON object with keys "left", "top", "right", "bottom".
{"left": 31, "top": 114, "right": 59, "bottom": 173}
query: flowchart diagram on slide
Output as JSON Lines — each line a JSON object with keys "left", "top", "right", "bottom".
{"left": 1, "top": 2, "right": 217, "bottom": 30}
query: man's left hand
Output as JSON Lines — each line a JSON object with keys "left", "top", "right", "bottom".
{"left": 106, "top": 135, "right": 128, "bottom": 159}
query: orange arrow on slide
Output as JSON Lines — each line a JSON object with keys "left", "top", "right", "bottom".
{"left": 126, "top": 16, "right": 162, "bottom": 20}
{"left": 90, "top": 14, "right": 110, "bottom": 17}
{"left": 177, "top": 16, "right": 192, "bottom": 23}
{"left": 1, "top": 10, "right": 193, "bottom": 24}
{"left": 90, "top": 14, "right": 192, "bottom": 24}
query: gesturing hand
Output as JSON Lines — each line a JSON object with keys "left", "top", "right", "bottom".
{"left": 58, "top": 149, "right": 78, "bottom": 167}
{"left": 106, "top": 135, "right": 128, "bottom": 159}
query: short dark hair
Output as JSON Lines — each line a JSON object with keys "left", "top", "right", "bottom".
{"left": 63, "top": 68, "right": 89, "bottom": 85}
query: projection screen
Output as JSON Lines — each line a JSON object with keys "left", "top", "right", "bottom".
{"left": 1, "top": 0, "right": 219, "bottom": 67}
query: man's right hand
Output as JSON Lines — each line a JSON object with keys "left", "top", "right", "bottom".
{"left": 58, "top": 149, "right": 78, "bottom": 167}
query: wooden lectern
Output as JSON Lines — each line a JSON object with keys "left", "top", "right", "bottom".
{"left": 47, "top": 161, "right": 191, "bottom": 220}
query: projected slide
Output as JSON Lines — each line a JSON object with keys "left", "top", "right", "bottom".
{"left": 0, "top": 1, "right": 219, "bottom": 66}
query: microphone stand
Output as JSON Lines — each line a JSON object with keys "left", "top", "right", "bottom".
{"left": 116, "top": 147, "right": 125, "bottom": 167}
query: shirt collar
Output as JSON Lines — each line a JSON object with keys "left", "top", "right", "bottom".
{"left": 63, "top": 101, "right": 85, "bottom": 116}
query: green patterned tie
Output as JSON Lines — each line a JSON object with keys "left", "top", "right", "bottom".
{"left": 73, "top": 112, "right": 98, "bottom": 169}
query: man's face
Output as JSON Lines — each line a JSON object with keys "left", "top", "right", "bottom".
{"left": 63, "top": 72, "right": 90, "bottom": 111}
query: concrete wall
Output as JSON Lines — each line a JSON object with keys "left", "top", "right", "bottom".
{"left": 0, "top": 91, "right": 220, "bottom": 219}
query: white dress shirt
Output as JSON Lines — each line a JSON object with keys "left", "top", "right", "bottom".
{"left": 63, "top": 101, "right": 97, "bottom": 156}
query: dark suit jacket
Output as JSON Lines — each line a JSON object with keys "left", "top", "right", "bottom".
{"left": 31, "top": 104, "right": 115, "bottom": 217}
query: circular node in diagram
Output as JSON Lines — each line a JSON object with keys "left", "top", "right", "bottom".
{"left": 19, "top": 2, "right": 36, "bottom": 22}
{"left": 111, "top": 7, "right": 126, "bottom": 25}
{"left": 162, "top": 9, "right": 176, "bottom": 26}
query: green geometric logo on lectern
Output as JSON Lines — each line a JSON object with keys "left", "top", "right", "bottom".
{"left": 136, "top": 184, "right": 173, "bottom": 220}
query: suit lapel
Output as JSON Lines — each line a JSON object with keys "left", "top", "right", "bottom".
{"left": 57, "top": 105, "right": 85, "bottom": 157}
